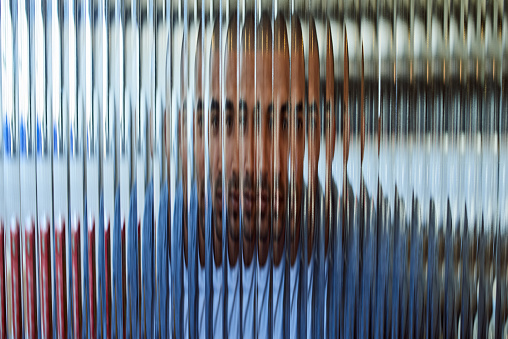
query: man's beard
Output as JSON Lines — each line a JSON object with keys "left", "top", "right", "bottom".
{"left": 272, "top": 173, "right": 287, "bottom": 243}
{"left": 198, "top": 178, "right": 205, "bottom": 238}
{"left": 213, "top": 172, "right": 223, "bottom": 241}
{"left": 227, "top": 171, "right": 240, "bottom": 239}
{"left": 242, "top": 172, "right": 255, "bottom": 242}
{"left": 257, "top": 172, "right": 271, "bottom": 243}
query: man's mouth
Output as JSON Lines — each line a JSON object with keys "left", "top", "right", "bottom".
{"left": 228, "top": 188, "right": 239, "bottom": 214}
{"left": 259, "top": 190, "right": 269, "bottom": 218}
{"left": 243, "top": 190, "right": 255, "bottom": 218}
{"left": 215, "top": 188, "right": 222, "bottom": 208}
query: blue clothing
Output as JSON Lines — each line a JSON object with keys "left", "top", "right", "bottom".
{"left": 310, "top": 182, "right": 323, "bottom": 339}
{"left": 391, "top": 195, "right": 409, "bottom": 339}
{"left": 444, "top": 201, "right": 457, "bottom": 339}
{"left": 126, "top": 187, "right": 139, "bottom": 338}
{"left": 112, "top": 187, "right": 123, "bottom": 339}
{"left": 242, "top": 259, "right": 255, "bottom": 338}
{"left": 273, "top": 255, "right": 285, "bottom": 338}
{"left": 183, "top": 253, "right": 189, "bottom": 338}
{"left": 156, "top": 182, "right": 170, "bottom": 339}
{"left": 331, "top": 184, "right": 345, "bottom": 339}
{"left": 189, "top": 182, "right": 198, "bottom": 339}
{"left": 198, "top": 258, "right": 205, "bottom": 339}
{"left": 257, "top": 259, "right": 270, "bottom": 338}
{"left": 142, "top": 179, "right": 155, "bottom": 338}
{"left": 478, "top": 223, "right": 487, "bottom": 338}
{"left": 97, "top": 194, "right": 107, "bottom": 339}
{"left": 409, "top": 200, "right": 424, "bottom": 339}
{"left": 324, "top": 181, "right": 338, "bottom": 338}
{"left": 290, "top": 247, "right": 300, "bottom": 339}
{"left": 204, "top": 183, "right": 212, "bottom": 339}
{"left": 461, "top": 208, "right": 472, "bottom": 338}
{"left": 427, "top": 200, "right": 439, "bottom": 339}
{"left": 227, "top": 257, "right": 240, "bottom": 338}
{"left": 201, "top": 184, "right": 212, "bottom": 339}
{"left": 212, "top": 254, "right": 224, "bottom": 338}
{"left": 359, "top": 191, "right": 375, "bottom": 339}
{"left": 375, "top": 196, "right": 391, "bottom": 339}
{"left": 171, "top": 181, "right": 199, "bottom": 338}
{"left": 306, "top": 182, "right": 323, "bottom": 339}
{"left": 344, "top": 180, "right": 360, "bottom": 339}
{"left": 172, "top": 181, "right": 184, "bottom": 338}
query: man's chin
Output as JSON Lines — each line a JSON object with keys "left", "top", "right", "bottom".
{"left": 258, "top": 222, "right": 270, "bottom": 244}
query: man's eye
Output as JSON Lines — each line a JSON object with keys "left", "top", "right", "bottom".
{"left": 226, "top": 115, "right": 233, "bottom": 129}
{"left": 282, "top": 117, "right": 288, "bottom": 131}
{"left": 297, "top": 118, "right": 303, "bottom": 131}
{"left": 211, "top": 115, "right": 219, "bottom": 130}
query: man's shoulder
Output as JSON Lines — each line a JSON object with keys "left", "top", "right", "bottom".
{"left": 173, "top": 181, "right": 184, "bottom": 223}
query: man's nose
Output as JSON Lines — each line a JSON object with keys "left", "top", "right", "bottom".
{"left": 244, "top": 136, "right": 255, "bottom": 179}
{"left": 257, "top": 134, "right": 272, "bottom": 181}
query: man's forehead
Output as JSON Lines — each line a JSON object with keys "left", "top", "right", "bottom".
{"left": 224, "top": 49, "right": 237, "bottom": 76}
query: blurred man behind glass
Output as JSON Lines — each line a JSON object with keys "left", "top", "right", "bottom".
{"left": 209, "top": 19, "right": 224, "bottom": 339}
{"left": 289, "top": 15, "right": 306, "bottom": 339}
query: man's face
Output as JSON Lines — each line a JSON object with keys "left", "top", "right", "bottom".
{"left": 307, "top": 45, "right": 320, "bottom": 260}
{"left": 194, "top": 52, "right": 205, "bottom": 226}
{"left": 239, "top": 51, "right": 257, "bottom": 264}
{"left": 255, "top": 50, "right": 273, "bottom": 266}
{"left": 308, "top": 49, "right": 320, "bottom": 181}
{"left": 290, "top": 47, "right": 305, "bottom": 265}
{"left": 225, "top": 47, "right": 240, "bottom": 264}
{"left": 323, "top": 47, "right": 335, "bottom": 254}
{"left": 325, "top": 50, "right": 336, "bottom": 168}
{"left": 209, "top": 50, "right": 223, "bottom": 247}
{"left": 272, "top": 51, "right": 289, "bottom": 266}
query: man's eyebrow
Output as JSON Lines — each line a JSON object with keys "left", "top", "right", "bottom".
{"left": 210, "top": 99, "right": 220, "bottom": 111}
{"left": 196, "top": 99, "right": 203, "bottom": 111}
{"left": 225, "top": 99, "right": 234, "bottom": 112}
{"left": 239, "top": 99, "right": 247, "bottom": 113}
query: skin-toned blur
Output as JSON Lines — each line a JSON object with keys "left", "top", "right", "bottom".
{"left": 224, "top": 18, "right": 240, "bottom": 266}
{"left": 290, "top": 16, "right": 305, "bottom": 266}
{"left": 239, "top": 15, "right": 279, "bottom": 267}
{"left": 272, "top": 16, "right": 290, "bottom": 267}
{"left": 209, "top": 21, "right": 223, "bottom": 267}
{"left": 254, "top": 16, "right": 273, "bottom": 267}
{"left": 194, "top": 26, "right": 205, "bottom": 268}
{"left": 239, "top": 16, "right": 256, "bottom": 267}
{"left": 307, "top": 18, "right": 320, "bottom": 263}
{"left": 324, "top": 24, "right": 336, "bottom": 254}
